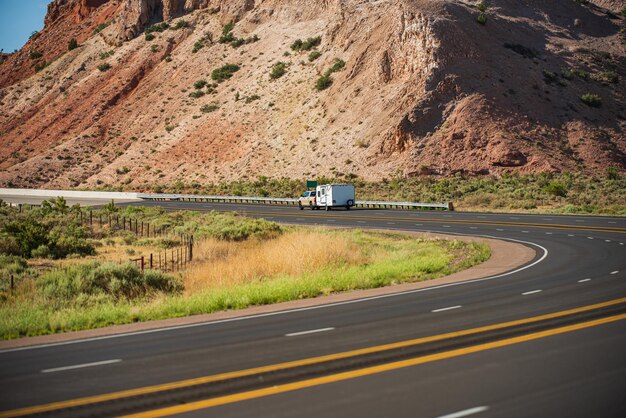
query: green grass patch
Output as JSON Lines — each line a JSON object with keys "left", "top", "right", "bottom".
{"left": 0, "top": 229, "right": 489, "bottom": 338}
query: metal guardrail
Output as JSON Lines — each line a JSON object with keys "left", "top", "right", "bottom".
{"left": 137, "top": 193, "right": 453, "bottom": 211}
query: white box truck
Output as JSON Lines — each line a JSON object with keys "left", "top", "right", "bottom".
{"left": 298, "top": 184, "right": 355, "bottom": 210}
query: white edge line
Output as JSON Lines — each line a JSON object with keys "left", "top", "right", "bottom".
{"left": 432, "top": 305, "right": 462, "bottom": 313}
{"left": 285, "top": 327, "right": 335, "bottom": 337}
{"left": 41, "top": 359, "right": 121, "bottom": 373}
{"left": 578, "top": 279, "right": 591, "bottom": 283}
{"left": 522, "top": 290, "right": 542, "bottom": 296}
{"left": 0, "top": 233, "right": 549, "bottom": 354}
{"left": 610, "top": 271, "right": 619, "bottom": 275}
{"left": 436, "top": 406, "right": 489, "bottom": 418}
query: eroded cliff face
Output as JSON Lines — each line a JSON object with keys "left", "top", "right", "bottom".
{"left": 0, "top": 0, "right": 624, "bottom": 189}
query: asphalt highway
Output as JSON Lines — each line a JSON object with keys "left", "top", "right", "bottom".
{"left": 0, "top": 200, "right": 625, "bottom": 417}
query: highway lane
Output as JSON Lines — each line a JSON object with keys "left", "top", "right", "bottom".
{"left": 0, "top": 200, "right": 625, "bottom": 416}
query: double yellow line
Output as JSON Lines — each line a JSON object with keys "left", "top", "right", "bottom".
{"left": 2, "top": 298, "right": 626, "bottom": 418}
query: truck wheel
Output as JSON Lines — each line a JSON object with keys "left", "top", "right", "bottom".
{"left": 347, "top": 199, "right": 354, "bottom": 207}
{"left": 325, "top": 206, "right": 331, "bottom": 211}
{"left": 299, "top": 203, "right": 304, "bottom": 210}
{"left": 346, "top": 205, "right": 350, "bottom": 210}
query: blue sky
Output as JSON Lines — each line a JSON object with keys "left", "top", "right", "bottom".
{"left": 0, "top": 0, "right": 51, "bottom": 52}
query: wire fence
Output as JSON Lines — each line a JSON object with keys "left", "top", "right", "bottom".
{"left": 12, "top": 204, "right": 194, "bottom": 274}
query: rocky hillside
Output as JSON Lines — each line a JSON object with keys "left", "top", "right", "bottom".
{"left": 0, "top": 0, "right": 624, "bottom": 190}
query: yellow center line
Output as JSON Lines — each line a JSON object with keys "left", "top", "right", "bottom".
{"left": 2, "top": 297, "right": 625, "bottom": 418}
{"left": 121, "top": 313, "right": 626, "bottom": 418}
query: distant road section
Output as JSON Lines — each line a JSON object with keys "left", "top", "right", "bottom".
{"left": 0, "top": 189, "right": 141, "bottom": 206}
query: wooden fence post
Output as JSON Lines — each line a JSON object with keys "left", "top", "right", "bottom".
{"left": 150, "top": 253, "right": 153, "bottom": 269}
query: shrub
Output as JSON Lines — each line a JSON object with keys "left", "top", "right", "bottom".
{"left": 145, "top": 22, "right": 169, "bottom": 34}
{"left": 316, "top": 74, "right": 332, "bottom": 91}
{"left": 97, "top": 63, "right": 111, "bottom": 72}
{"left": 561, "top": 68, "right": 574, "bottom": 80}
{"left": 68, "top": 38, "right": 79, "bottom": 51}
{"left": 326, "top": 58, "right": 345, "bottom": 75}
{"left": 29, "top": 50, "right": 43, "bottom": 60}
{"left": 542, "top": 69, "right": 558, "bottom": 84}
{"left": 145, "top": 33, "right": 156, "bottom": 41}
{"left": 99, "top": 51, "right": 113, "bottom": 60}
{"left": 34, "top": 61, "right": 48, "bottom": 73}
{"left": 245, "top": 94, "right": 261, "bottom": 104}
{"left": 192, "top": 40, "right": 204, "bottom": 53}
{"left": 544, "top": 181, "right": 567, "bottom": 197}
{"left": 211, "top": 64, "right": 240, "bottom": 82}
{"left": 172, "top": 19, "right": 189, "bottom": 30}
{"left": 37, "top": 262, "right": 183, "bottom": 301}
{"left": 93, "top": 22, "right": 110, "bottom": 34}
{"left": 116, "top": 166, "right": 130, "bottom": 174}
{"left": 573, "top": 69, "right": 589, "bottom": 80}
{"left": 477, "top": 2, "right": 487, "bottom": 12}
{"left": 291, "top": 36, "right": 321, "bottom": 52}
{"left": 270, "top": 62, "right": 287, "bottom": 79}
{"left": 189, "top": 90, "right": 205, "bottom": 98}
{"left": 607, "top": 166, "right": 620, "bottom": 180}
{"left": 219, "top": 22, "right": 236, "bottom": 43}
{"left": 200, "top": 104, "right": 220, "bottom": 113}
{"left": 580, "top": 93, "right": 601, "bottom": 107}
{"left": 150, "top": 44, "right": 160, "bottom": 53}
{"left": 598, "top": 71, "right": 618, "bottom": 84}
{"left": 308, "top": 50, "right": 322, "bottom": 61}
{"left": 194, "top": 79, "right": 208, "bottom": 89}
{"left": 477, "top": 13, "right": 487, "bottom": 25}
{"left": 230, "top": 38, "right": 245, "bottom": 48}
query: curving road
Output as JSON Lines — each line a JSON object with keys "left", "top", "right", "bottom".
{"left": 0, "top": 201, "right": 625, "bottom": 418}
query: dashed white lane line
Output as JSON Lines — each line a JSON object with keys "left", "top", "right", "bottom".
{"left": 477, "top": 216, "right": 486, "bottom": 219}
{"left": 543, "top": 218, "right": 552, "bottom": 221}
{"left": 522, "top": 290, "right": 542, "bottom": 296}
{"left": 605, "top": 240, "right": 611, "bottom": 243}
{"left": 587, "top": 237, "right": 594, "bottom": 240}
{"left": 327, "top": 219, "right": 336, "bottom": 222}
{"left": 568, "top": 234, "right": 574, "bottom": 237}
{"left": 469, "top": 227, "right": 478, "bottom": 230}
{"left": 358, "top": 221, "right": 365, "bottom": 223}
{"left": 509, "top": 217, "right": 520, "bottom": 220}
{"left": 496, "top": 229, "right": 504, "bottom": 231}
{"left": 285, "top": 327, "right": 335, "bottom": 337}
{"left": 608, "top": 221, "right": 617, "bottom": 224}
{"left": 296, "top": 218, "right": 305, "bottom": 221}
{"left": 415, "top": 223, "right": 423, "bottom": 226}
{"left": 443, "top": 225, "right": 451, "bottom": 228}
{"left": 521, "top": 231, "right": 529, "bottom": 233}
{"left": 545, "top": 232, "right": 553, "bottom": 235}
{"left": 575, "top": 220, "right": 585, "bottom": 222}
{"left": 444, "top": 215, "right": 452, "bottom": 218}
{"left": 41, "top": 359, "right": 122, "bottom": 373}
{"left": 387, "top": 222, "right": 396, "bottom": 225}
{"left": 578, "top": 278, "right": 591, "bottom": 283}
{"left": 610, "top": 271, "right": 619, "bottom": 275}
{"left": 436, "top": 406, "right": 489, "bottom": 418}
{"left": 621, "top": 243, "right": 624, "bottom": 246}
{"left": 432, "top": 305, "right": 462, "bottom": 313}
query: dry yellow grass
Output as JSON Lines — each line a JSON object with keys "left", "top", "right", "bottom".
{"left": 183, "top": 230, "right": 363, "bottom": 293}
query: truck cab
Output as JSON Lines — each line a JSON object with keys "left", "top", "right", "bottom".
{"left": 298, "top": 190, "right": 317, "bottom": 209}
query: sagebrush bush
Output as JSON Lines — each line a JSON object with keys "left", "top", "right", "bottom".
{"left": 37, "top": 262, "right": 183, "bottom": 301}
{"left": 211, "top": 64, "right": 240, "bottom": 82}
{"left": 270, "top": 62, "right": 287, "bottom": 79}
{"left": 97, "top": 63, "right": 111, "bottom": 72}
{"left": 580, "top": 93, "right": 601, "bottom": 107}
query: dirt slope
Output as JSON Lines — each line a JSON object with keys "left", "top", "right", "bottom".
{"left": 0, "top": 0, "right": 624, "bottom": 189}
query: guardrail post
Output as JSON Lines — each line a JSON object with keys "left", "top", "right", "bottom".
{"left": 150, "top": 253, "right": 153, "bottom": 269}
{"left": 10, "top": 275, "right": 14, "bottom": 293}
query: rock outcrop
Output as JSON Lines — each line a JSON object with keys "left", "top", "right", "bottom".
{"left": 0, "top": 0, "right": 624, "bottom": 189}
